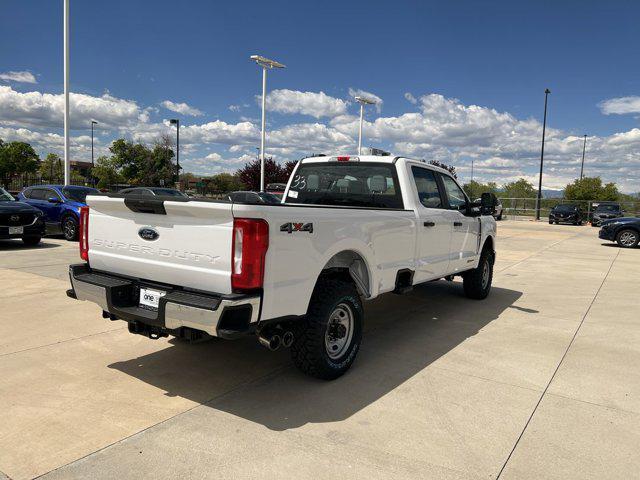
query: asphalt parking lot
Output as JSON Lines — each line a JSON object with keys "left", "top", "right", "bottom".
{"left": 1, "top": 221, "right": 638, "bottom": 480}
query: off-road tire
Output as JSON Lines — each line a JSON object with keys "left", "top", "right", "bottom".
{"left": 497, "top": 212, "right": 503, "bottom": 221}
{"left": 62, "top": 214, "right": 78, "bottom": 241}
{"left": 616, "top": 229, "right": 639, "bottom": 248}
{"left": 463, "top": 247, "right": 494, "bottom": 300}
{"left": 22, "top": 236, "right": 41, "bottom": 246}
{"left": 291, "top": 277, "right": 363, "bottom": 380}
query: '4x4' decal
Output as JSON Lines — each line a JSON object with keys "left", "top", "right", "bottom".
{"left": 280, "top": 222, "right": 313, "bottom": 234}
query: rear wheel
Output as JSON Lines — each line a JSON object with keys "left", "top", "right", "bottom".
{"left": 62, "top": 215, "right": 78, "bottom": 241}
{"left": 616, "top": 229, "right": 639, "bottom": 248}
{"left": 463, "top": 247, "right": 494, "bottom": 300}
{"left": 291, "top": 277, "right": 363, "bottom": 380}
{"left": 22, "top": 236, "right": 41, "bottom": 246}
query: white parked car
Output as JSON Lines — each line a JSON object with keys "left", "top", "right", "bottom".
{"left": 67, "top": 154, "right": 497, "bottom": 379}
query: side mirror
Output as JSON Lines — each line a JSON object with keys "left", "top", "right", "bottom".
{"left": 480, "top": 192, "right": 498, "bottom": 215}
{"left": 47, "top": 197, "right": 60, "bottom": 204}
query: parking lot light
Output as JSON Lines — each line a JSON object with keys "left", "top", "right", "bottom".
{"left": 535, "top": 88, "right": 551, "bottom": 221}
{"left": 580, "top": 134, "right": 587, "bottom": 180}
{"left": 169, "top": 119, "right": 180, "bottom": 185}
{"left": 91, "top": 121, "right": 98, "bottom": 167}
{"left": 355, "top": 96, "right": 376, "bottom": 155}
{"left": 250, "top": 55, "right": 285, "bottom": 192}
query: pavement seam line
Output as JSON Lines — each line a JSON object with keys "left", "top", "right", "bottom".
{"left": 0, "top": 327, "right": 126, "bottom": 358}
{"left": 33, "top": 363, "right": 292, "bottom": 479}
{"left": 496, "top": 230, "right": 584, "bottom": 274}
{"left": 495, "top": 248, "right": 620, "bottom": 479}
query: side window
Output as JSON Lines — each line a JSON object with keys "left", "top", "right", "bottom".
{"left": 411, "top": 167, "right": 443, "bottom": 209}
{"left": 42, "top": 188, "right": 60, "bottom": 201}
{"left": 440, "top": 175, "right": 467, "bottom": 210}
{"left": 30, "top": 188, "right": 48, "bottom": 200}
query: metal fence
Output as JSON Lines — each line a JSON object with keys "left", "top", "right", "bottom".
{"left": 500, "top": 197, "right": 640, "bottom": 221}
{"left": 1, "top": 174, "right": 95, "bottom": 194}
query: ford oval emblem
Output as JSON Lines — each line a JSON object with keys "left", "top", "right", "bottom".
{"left": 138, "top": 227, "right": 159, "bottom": 241}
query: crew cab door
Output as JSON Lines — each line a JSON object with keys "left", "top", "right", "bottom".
{"left": 438, "top": 173, "right": 480, "bottom": 273}
{"left": 409, "top": 166, "right": 452, "bottom": 282}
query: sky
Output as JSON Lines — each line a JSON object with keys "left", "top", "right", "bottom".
{"left": 1, "top": 0, "right": 639, "bottom": 192}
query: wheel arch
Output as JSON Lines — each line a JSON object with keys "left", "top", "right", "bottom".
{"left": 318, "top": 249, "right": 372, "bottom": 299}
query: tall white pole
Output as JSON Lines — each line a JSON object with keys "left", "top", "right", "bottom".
{"left": 358, "top": 103, "right": 364, "bottom": 155}
{"left": 259, "top": 67, "right": 267, "bottom": 192}
{"left": 63, "top": 0, "right": 71, "bottom": 185}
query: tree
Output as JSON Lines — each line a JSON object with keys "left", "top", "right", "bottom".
{"left": 283, "top": 160, "right": 298, "bottom": 179}
{"left": 0, "top": 140, "right": 40, "bottom": 177}
{"left": 564, "top": 177, "right": 619, "bottom": 201}
{"left": 503, "top": 178, "right": 537, "bottom": 198}
{"left": 91, "top": 156, "right": 124, "bottom": 188}
{"left": 428, "top": 160, "right": 457, "bottom": 179}
{"left": 207, "top": 173, "right": 245, "bottom": 192}
{"left": 462, "top": 180, "right": 498, "bottom": 200}
{"left": 39, "top": 153, "right": 63, "bottom": 179}
{"left": 108, "top": 137, "right": 175, "bottom": 186}
{"left": 236, "top": 157, "right": 289, "bottom": 191}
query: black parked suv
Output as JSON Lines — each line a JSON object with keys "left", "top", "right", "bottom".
{"left": 591, "top": 202, "right": 624, "bottom": 227}
{"left": 549, "top": 204, "right": 583, "bottom": 225}
{"left": 0, "top": 187, "right": 46, "bottom": 246}
{"left": 599, "top": 217, "right": 640, "bottom": 248}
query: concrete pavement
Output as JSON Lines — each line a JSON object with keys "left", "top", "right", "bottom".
{"left": 0, "top": 222, "right": 638, "bottom": 479}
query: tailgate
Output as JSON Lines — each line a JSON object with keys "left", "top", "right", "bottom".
{"left": 86, "top": 196, "right": 234, "bottom": 294}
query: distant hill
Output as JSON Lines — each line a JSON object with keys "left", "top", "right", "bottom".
{"left": 542, "top": 189, "right": 564, "bottom": 198}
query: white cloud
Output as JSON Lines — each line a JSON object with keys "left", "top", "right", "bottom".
{"left": 599, "top": 96, "right": 640, "bottom": 115}
{"left": 160, "top": 100, "right": 204, "bottom": 117}
{"left": 0, "top": 86, "right": 146, "bottom": 130}
{"left": 404, "top": 92, "right": 417, "bottom": 104}
{"left": 0, "top": 70, "right": 37, "bottom": 84}
{"left": 348, "top": 88, "right": 383, "bottom": 112}
{"left": 263, "top": 89, "right": 348, "bottom": 118}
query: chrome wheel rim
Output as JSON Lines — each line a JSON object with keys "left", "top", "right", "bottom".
{"left": 619, "top": 231, "right": 637, "bottom": 247}
{"left": 325, "top": 303, "right": 354, "bottom": 360}
{"left": 481, "top": 259, "right": 490, "bottom": 289}
{"left": 64, "top": 218, "right": 76, "bottom": 238}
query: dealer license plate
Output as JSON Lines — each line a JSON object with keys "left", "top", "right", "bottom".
{"left": 139, "top": 287, "right": 166, "bottom": 310}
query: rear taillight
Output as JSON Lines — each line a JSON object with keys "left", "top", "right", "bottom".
{"left": 231, "top": 218, "right": 269, "bottom": 291}
{"left": 79, "top": 206, "right": 89, "bottom": 261}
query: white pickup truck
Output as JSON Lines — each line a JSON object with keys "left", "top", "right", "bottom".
{"left": 67, "top": 154, "right": 497, "bottom": 379}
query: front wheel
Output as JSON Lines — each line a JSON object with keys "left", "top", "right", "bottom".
{"left": 291, "top": 277, "right": 363, "bottom": 380}
{"left": 616, "top": 229, "right": 639, "bottom": 248}
{"left": 62, "top": 215, "right": 78, "bottom": 241}
{"left": 463, "top": 248, "right": 494, "bottom": 300}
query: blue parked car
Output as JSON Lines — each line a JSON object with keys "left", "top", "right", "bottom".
{"left": 17, "top": 185, "right": 99, "bottom": 241}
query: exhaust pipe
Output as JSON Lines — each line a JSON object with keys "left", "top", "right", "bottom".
{"left": 258, "top": 332, "right": 281, "bottom": 351}
{"left": 281, "top": 330, "right": 294, "bottom": 348}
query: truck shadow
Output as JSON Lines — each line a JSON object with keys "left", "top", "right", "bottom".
{"left": 109, "top": 282, "right": 523, "bottom": 431}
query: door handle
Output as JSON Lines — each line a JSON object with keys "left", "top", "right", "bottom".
{"left": 423, "top": 221, "right": 435, "bottom": 227}
{"left": 453, "top": 221, "right": 463, "bottom": 227}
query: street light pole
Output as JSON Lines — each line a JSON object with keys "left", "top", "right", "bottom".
{"left": 471, "top": 158, "right": 474, "bottom": 183}
{"left": 535, "top": 88, "right": 551, "bottom": 221}
{"left": 91, "top": 120, "right": 97, "bottom": 167}
{"left": 250, "top": 55, "right": 285, "bottom": 192}
{"left": 63, "top": 0, "right": 70, "bottom": 185}
{"left": 169, "top": 119, "right": 180, "bottom": 185}
{"left": 355, "top": 96, "right": 376, "bottom": 155}
{"left": 580, "top": 134, "right": 587, "bottom": 180}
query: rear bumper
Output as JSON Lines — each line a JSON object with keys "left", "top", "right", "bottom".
{"left": 67, "top": 264, "right": 260, "bottom": 339}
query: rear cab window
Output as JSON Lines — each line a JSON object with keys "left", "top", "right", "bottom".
{"left": 285, "top": 162, "right": 404, "bottom": 209}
